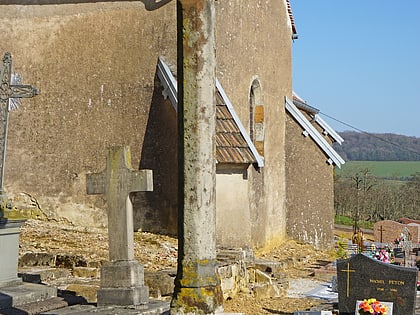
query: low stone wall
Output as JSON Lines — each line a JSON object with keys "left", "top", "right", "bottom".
{"left": 18, "top": 248, "right": 290, "bottom": 303}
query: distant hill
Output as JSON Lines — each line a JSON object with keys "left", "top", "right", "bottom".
{"left": 333, "top": 131, "right": 420, "bottom": 161}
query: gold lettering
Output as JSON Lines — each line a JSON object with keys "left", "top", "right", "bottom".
{"left": 390, "top": 289, "right": 397, "bottom": 292}
{"left": 388, "top": 280, "right": 405, "bottom": 285}
{"left": 377, "top": 287, "right": 385, "bottom": 291}
{"left": 370, "top": 279, "right": 385, "bottom": 284}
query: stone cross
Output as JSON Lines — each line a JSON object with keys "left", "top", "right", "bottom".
{"left": 401, "top": 227, "right": 413, "bottom": 267}
{"left": 0, "top": 52, "right": 38, "bottom": 204}
{"left": 86, "top": 146, "right": 153, "bottom": 305}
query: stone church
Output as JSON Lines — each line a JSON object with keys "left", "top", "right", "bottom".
{"left": 0, "top": 0, "right": 344, "bottom": 250}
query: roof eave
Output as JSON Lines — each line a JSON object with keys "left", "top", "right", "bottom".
{"left": 285, "top": 96, "right": 345, "bottom": 168}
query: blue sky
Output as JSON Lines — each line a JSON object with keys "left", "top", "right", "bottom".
{"left": 291, "top": 1, "right": 420, "bottom": 137}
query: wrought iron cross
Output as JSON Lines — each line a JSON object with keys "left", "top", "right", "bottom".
{"left": 378, "top": 225, "right": 385, "bottom": 243}
{"left": 0, "top": 52, "right": 38, "bottom": 198}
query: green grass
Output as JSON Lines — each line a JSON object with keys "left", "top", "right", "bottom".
{"left": 336, "top": 161, "right": 420, "bottom": 179}
{"left": 335, "top": 215, "right": 373, "bottom": 229}
{"left": 335, "top": 215, "right": 353, "bottom": 226}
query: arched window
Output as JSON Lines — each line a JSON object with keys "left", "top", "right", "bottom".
{"left": 249, "top": 79, "right": 264, "bottom": 156}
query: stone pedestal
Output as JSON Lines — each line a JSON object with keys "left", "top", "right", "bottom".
{"left": 97, "top": 260, "right": 149, "bottom": 306}
{"left": 0, "top": 220, "right": 24, "bottom": 286}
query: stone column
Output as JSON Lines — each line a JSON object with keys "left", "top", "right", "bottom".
{"left": 170, "top": 0, "right": 223, "bottom": 314}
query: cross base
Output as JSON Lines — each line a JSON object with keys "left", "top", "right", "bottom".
{"left": 97, "top": 286, "right": 149, "bottom": 306}
{"left": 97, "top": 260, "right": 149, "bottom": 306}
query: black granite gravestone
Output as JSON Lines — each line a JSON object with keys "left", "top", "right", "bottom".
{"left": 337, "top": 254, "right": 418, "bottom": 315}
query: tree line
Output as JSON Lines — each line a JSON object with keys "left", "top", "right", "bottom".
{"left": 334, "top": 170, "right": 420, "bottom": 225}
{"left": 333, "top": 131, "right": 420, "bottom": 161}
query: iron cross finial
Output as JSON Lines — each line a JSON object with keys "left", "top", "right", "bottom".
{"left": 0, "top": 52, "right": 39, "bottom": 105}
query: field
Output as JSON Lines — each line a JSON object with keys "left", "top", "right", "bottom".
{"left": 336, "top": 161, "right": 420, "bottom": 179}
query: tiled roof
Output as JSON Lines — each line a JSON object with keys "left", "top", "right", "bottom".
{"left": 157, "top": 57, "right": 262, "bottom": 167}
{"left": 286, "top": 0, "right": 297, "bottom": 35}
{"left": 292, "top": 93, "right": 319, "bottom": 115}
{"left": 216, "top": 91, "right": 256, "bottom": 164}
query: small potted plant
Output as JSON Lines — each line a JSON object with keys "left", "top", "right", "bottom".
{"left": 358, "top": 298, "right": 388, "bottom": 315}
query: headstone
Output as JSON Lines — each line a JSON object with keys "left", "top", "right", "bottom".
{"left": 170, "top": 1, "right": 224, "bottom": 314}
{"left": 86, "top": 146, "right": 153, "bottom": 306}
{"left": 374, "top": 220, "right": 418, "bottom": 244}
{"left": 0, "top": 53, "right": 56, "bottom": 309}
{"left": 337, "top": 254, "right": 418, "bottom": 315}
{"left": 398, "top": 217, "right": 420, "bottom": 225}
{"left": 407, "top": 223, "right": 420, "bottom": 244}
{"left": 0, "top": 221, "right": 23, "bottom": 285}
{"left": 0, "top": 56, "right": 30, "bottom": 290}
{"left": 0, "top": 51, "right": 38, "bottom": 284}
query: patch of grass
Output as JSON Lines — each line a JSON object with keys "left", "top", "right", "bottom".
{"left": 337, "top": 161, "right": 420, "bottom": 179}
{"left": 335, "top": 215, "right": 353, "bottom": 226}
{"left": 334, "top": 215, "right": 373, "bottom": 229}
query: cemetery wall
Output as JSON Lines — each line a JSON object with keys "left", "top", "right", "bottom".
{"left": 0, "top": 1, "right": 294, "bottom": 249}
{"left": 285, "top": 111, "right": 335, "bottom": 249}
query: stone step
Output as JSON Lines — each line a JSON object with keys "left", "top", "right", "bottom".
{"left": 0, "top": 297, "right": 68, "bottom": 315}
{"left": 40, "top": 299, "right": 171, "bottom": 314}
{"left": 0, "top": 282, "right": 57, "bottom": 309}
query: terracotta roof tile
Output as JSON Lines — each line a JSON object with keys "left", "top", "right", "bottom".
{"left": 216, "top": 91, "right": 256, "bottom": 165}
{"left": 287, "top": 0, "right": 297, "bottom": 35}
{"left": 157, "top": 57, "right": 259, "bottom": 166}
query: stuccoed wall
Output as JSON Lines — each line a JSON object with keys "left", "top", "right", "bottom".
{"left": 216, "top": 167, "right": 251, "bottom": 248}
{"left": 0, "top": 2, "right": 177, "bottom": 226}
{"left": 285, "top": 112, "right": 335, "bottom": 249}
{"left": 0, "top": 0, "right": 293, "bottom": 249}
{"left": 215, "top": 0, "right": 292, "bottom": 249}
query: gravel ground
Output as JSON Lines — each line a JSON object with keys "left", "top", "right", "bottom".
{"left": 18, "top": 218, "right": 338, "bottom": 314}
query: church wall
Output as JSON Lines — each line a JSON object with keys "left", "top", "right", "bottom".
{"left": 0, "top": 1, "right": 294, "bottom": 250}
{"left": 134, "top": 96, "right": 178, "bottom": 235}
{"left": 215, "top": 167, "right": 251, "bottom": 248}
{"left": 215, "top": 0, "right": 292, "bottom": 249}
{"left": 285, "top": 112, "right": 335, "bottom": 249}
{"left": 0, "top": 3, "right": 177, "bottom": 226}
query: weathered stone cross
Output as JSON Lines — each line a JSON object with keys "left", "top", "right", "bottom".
{"left": 86, "top": 146, "right": 153, "bottom": 305}
{"left": 0, "top": 52, "right": 38, "bottom": 219}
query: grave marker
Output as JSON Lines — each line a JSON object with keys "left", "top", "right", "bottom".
{"left": 0, "top": 52, "right": 38, "bottom": 214}
{"left": 337, "top": 254, "right": 418, "bottom": 315}
{"left": 374, "top": 220, "right": 418, "bottom": 244}
{"left": 87, "top": 146, "right": 153, "bottom": 306}
{"left": 0, "top": 52, "right": 38, "bottom": 284}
